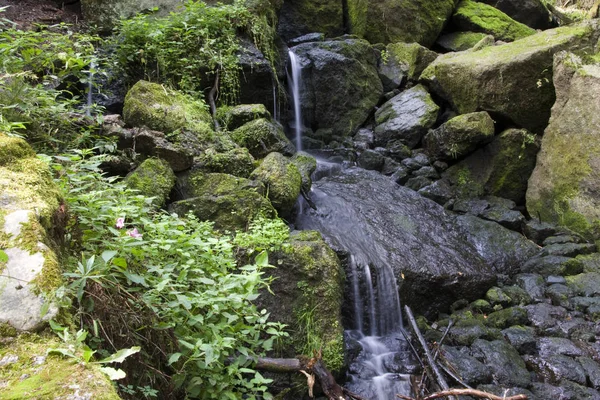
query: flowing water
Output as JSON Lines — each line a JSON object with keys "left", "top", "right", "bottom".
{"left": 288, "top": 50, "right": 303, "bottom": 151}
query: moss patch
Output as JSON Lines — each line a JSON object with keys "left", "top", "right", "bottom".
{"left": 195, "top": 147, "right": 256, "bottom": 178}
{"left": 0, "top": 136, "right": 35, "bottom": 166}
{"left": 125, "top": 158, "right": 176, "bottom": 207}
{"left": 230, "top": 118, "right": 294, "bottom": 159}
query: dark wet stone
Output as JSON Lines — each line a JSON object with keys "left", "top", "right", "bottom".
{"left": 524, "top": 219, "right": 560, "bottom": 245}
{"left": 418, "top": 179, "right": 454, "bottom": 206}
{"left": 537, "top": 337, "right": 584, "bottom": 358}
{"left": 526, "top": 354, "right": 587, "bottom": 385}
{"left": 453, "top": 198, "right": 490, "bottom": 215}
{"left": 413, "top": 166, "right": 439, "bottom": 179}
{"left": 386, "top": 140, "right": 412, "bottom": 161}
{"left": 521, "top": 255, "right": 571, "bottom": 276}
{"left": 486, "top": 306, "right": 528, "bottom": 329}
{"left": 547, "top": 275, "right": 566, "bottom": 284}
{"left": 391, "top": 166, "right": 410, "bottom": 185}
{"left": 287, "top": 33, "right": 325, "bottom": 46}
{"left": 486, "top": 287, "right": 512, "bottom": 307}
{"left": 541, "top": 243, "right": 597, "bottom": 258}
{"left": 544, "top": 234, "right": 584, "bottom": 245}
{"left": 470, "top": 299, "right": 493, "bottom": 314}
{"left": 502, "top": 285, "right": 532, "bottom": 306}
{"left": 405, "top": 176, "right": 432, "bottom": 191}
{"left": 515, "top": 273, "right": 545, "bottom": 302}
{"left": 525, "top": 303, "right": 568, "bottom": 336}
{"left": 502, "top": 325, "right": 537, "bottom": 354}
{"left": 442, "top": 345, "right": 492, "bottom": 385}
{"left": 579, "top": 357, "right": 600, "bottom": 389}
{"left": 567, "top": 273, "right": 600, "bottom": 297}
{"left": 357, "top": 149, "right": 385, "bottom": 171}
{"left": 570, "top": 296, "right": 600, "bottom": 312}
{"left": 545, "top": 284, "right": 572, "bottom": 307}
{"left": 576, "top": 253, "right": 600, "bottom": 273}
{"left": 401, "top": 156, "right": 426, "bottom": 171}
{"left": 471, "top": 339, "right": 530, "bottom": 387}
{"left": 449, "top": 324, "right": 503, "bottom": 346}
{"left": 433, "top": 160, "right": 448, "bottom": 172}
{"left": 556, "top": 317, "right": 597, "bottom": 342}
{"left": 530, "top": 381, "right": 600, "bottom": 400}
{"left": 380, "top": 157, "right": 401, "bottom": 176}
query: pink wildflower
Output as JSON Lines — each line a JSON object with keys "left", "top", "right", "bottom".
{"left": 126, "top": 228, "right": 142, "bottom": 239}
{"left": 116, "top": 217, "right": 125, "bottom": 229}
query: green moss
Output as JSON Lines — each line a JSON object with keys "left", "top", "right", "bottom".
{"left": 196, "top": 147, "right": 256, "bottom": 178}
{"left": 230, "top": 118, "right": 294, "bottom": 159}
{"left": 346, "top": 0, "right": 368, "bottom": 37}
{"left": 291, "top": 152, "right": 317, "bottom": 192}
{"left": 217, "top": 103, "right": 271, "bottom": 131}
{"left": 439, "top": 31, "right": 490, "bottom": 51}
{"left": 125, "top": 158, "right": 176, "bottom": 207}
{"left": 0, "top": 322, "right": 17, "bottom": 337}
{"left": 0, "top": 333, "right": 120, "bottom": 399}
{"left": 0, "top": 136, "right": 35, "bottom": 166}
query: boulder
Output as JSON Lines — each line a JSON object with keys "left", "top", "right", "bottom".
{"left": 277, "top": 0, "right": 344, "bottom": 42}
{"left": 131, "top": 128, "right": 194, "bottom": 172}
{"left": 442, "top": 128, "right": 541, "bottom": 203}
{"left": 194, "top": 147, "right": 256, "bottom": 178}
{"left": 81, "top": 0, "right": 184, "bottom": 31}
{"left": 296, "top": 167, "right": 496, "bottom": 317}
{"left": 218, "top": 103, "right": 271, "bottom": 131}
{"left": 477, "top": 0, "right": 553, "bottom": 30}
{"left": 379, "top": 42, "right": 439, "bottom": 92}
{"left": 347, "top": 0, "right": 456, "bottom": 47}
{"left": 471, "top": 339, "right": 531, "bottom": 387}
{"left": 237, "top": 39, "right": 278, "bottom": 115}
{"left": 424, "top": 111, "right": 495, "bottom": 161}
{"left": 250, "top": 152, "right": 302, "bottom": 218}
{"left": 125, "top": 158, "right": 176, "bottom": 207}
{"left": 230, "top": 118, "right": 294, "bottom": 159}
{"left": 289, "top": 38, "right": 382, "bottom": 140}
{"left": 169, "top": 172, "right": 276, "bottom": 230}
{"left": 436, "top": 32, "right": 491, "bottom": 52}
{"left": 452, "top": 0, "right": 536, "bottom": 42}
{"left": 291, "top": 151, "right": 317, "bottom": 192}
{"left": 374, "top": 85, "right": 440, "bottom": 149}
{"left": 421, "top": 20, "right": 600, "bottom": 134}
{"left": 526, "top": 53, "right": 600, "bottom": 239}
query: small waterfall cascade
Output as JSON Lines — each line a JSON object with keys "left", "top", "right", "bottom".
{"left": 287, "top": 50, "right": 303, "bottom": 151}
{"left": 296, "top": 164, "right": 415, "bottom": 399}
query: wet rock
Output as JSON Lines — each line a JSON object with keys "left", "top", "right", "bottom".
{"left": 131, "top": 129, "right": 193, "bottom": 172}
{"left": 386, "top": 140, "right": 412, "bottom": 161}
{"left": 378, "top": 42, "right": 438, "bottom": 91}
{"left": 526, "top": 354, "right": 587, "bottom": 385}
{"left": 546, "top": 284, "right": 572, "bottom": 307}
{"left": 237, "top": 39, "right": 278, "bottom": 113}
{"left": 357, "top": 149, "right": 384, "bottom": 171}
{"left": 515, "top": 274, "right": 545, "bottom": 302}
{"left": 287, "top": 33, "right": 325, "bottom": 46}
{"left": 230, "top": 119, "right": 295, "bottom": 159}
{"left": 471, "top": 339, "right": 530, "bottom": 387}
{"left": 579, "top": 357, "right": 600, "bottom": 389}
{"left": 418, "top": 180, "right": 454, "bottom": 206}
{"left": 449, "top": 324, "right": 503, "bottom": 346}
{"left": 544, "top": 234, "right": 584, "bottom": 245}
{"left": 566, "top": 273, "right": 600, "bottom": 297}
{"left": 486, "top": 287, "right": 512, "bottom": 307}
{"left": 524, "top": 219, "right": 561, "bottom": 245}
{"left": 540, "top": 243, "right": 597, "bottom": 258}
{"left": 374, "top": 85, "right": 439, "bottom": 149}
{"left": 477, "top": 0, "right": 553, "bottom": 29}
{"left": 194, "top": 147, "right": 256, "bottom": 178}
{"left": 436, "top": 32, "right": 491, "bottom": 52}
{"left": 125, "top": 158, "right": 176, "bottom": 207}
{"left": 502, "top": 325, "right": 537, "bottom": 354}
{"left": 405, "top": 176, "right": 432, "bottom": 192}
{"left": 525, "top": 303, "right": 568, "bottom": 335}
{"left": 521, "top": 255, "right": 571, "bottom": 276}
{"left": 576, "top": 253, "right": 600, "bottom": 273}
{"left": 502, "top": 285, "right": 532, "bottom": 307}
{"left": 477, "top": 385, "right": 533, "bottom": 399}
{"left": 452, "top": 0, "right": 536, "bottom": 42}
{"left": 391, "top": 167, "right": 410, "bottom": 185}
{"left": 291, "top": 152, "right": 317, "bottom": 192}
{"left": 218, "top": 104, "right": 271, "bottom": 131}
{"left": 413, "top": 166, "right": 439, "bottom": 180}
{"left": 441, "top": 345, "right": 492, "bottom": 385}
{"left": 381, "top": 158, "right": 401, "bottom": 176}
{"left": 277, "top": 0, "right": 343, "bottom": 43}
{"left": 486, "top": 306, "right": 528, "bottom": 329}
{"left": 537, "top": 337, "right": 584, "bottom": 358}
{"left": 530, "top": 381, "right": 600, "bottom": 400}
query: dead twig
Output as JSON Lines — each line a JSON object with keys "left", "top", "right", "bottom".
{"left": 397, "top": 388, "right": 528, "bottom": 400}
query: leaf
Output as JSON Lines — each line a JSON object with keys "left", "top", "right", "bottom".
{"left": 168, "top": 352, "right": 182, "bottom": 365}
{"left": 0, "top": 249, "right": 8, "bottom": 263}
{"left": 254, "top": 251, "right": 268, "bottom": 267}
{"left": 95, "top": 346, "right": 141, "bottom": 364}
{"left": 101, "top": 250, "right": 117, "bottom": 263}
{"left": 46, "top": 348, "right": 77, "bottom": 359}
{"left": 82, "top": 346, "right": 96, "bottom": 363}
{"left": 123, "top": 271, "right": 146, "bottom": 286}
{"left": 99, "top": 366, "right": 127, "bottom": 380}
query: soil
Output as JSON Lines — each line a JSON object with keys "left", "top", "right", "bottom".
{"left": 0, "top": 0, "right": 82, "bottom": 30}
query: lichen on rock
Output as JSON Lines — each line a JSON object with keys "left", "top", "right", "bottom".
{"left": 125, "top": 158, "right": 176, "bottom": 207}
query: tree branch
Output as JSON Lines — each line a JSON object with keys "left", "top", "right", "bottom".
{"left": 397, "top": 388, "right": 528, "bottom": 400}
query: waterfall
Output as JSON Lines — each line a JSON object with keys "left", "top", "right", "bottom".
{"left": 288, "top": 50, "right": 303, "bottom": 151}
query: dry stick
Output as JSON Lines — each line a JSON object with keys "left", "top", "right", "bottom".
{"left": 404, "top": 306, "right": 453, "bottom": 399}
{"left": 397, "top": 388, "right": 528, "bottom": 400}
{"left": 208, "top": 70, "right": 220, "bottom": 131}
{"left": 437, "top": 363, "right": 473, "bottom": 390}
{"left": 400, "top": 329, "right": 425, "bottom": 369}
{"left": 421, "top": 320, "right": 455, "bottom": 394}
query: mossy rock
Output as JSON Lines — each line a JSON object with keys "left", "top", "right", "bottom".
{"left": 477, "top": 0, "right": 553, "bottom": 30}
{"left": 347, "top": 0, "right": 455, "bottom": 47}
{"left": 453, "top": 0, "right": 536, "bottom": 42}
{"left": 195, "top": 147, "right": 256, "bottom": 178}
{"left": 0, "top": 136, "right": 35, "bottom": 166}
{"left": 290, "top": 151, "right": 317, "bottom": 192}
{"left": 526, "top": 52, "right": 600, "bottom": 239}
{"left": 230, "top": 118, "right": 295, "bottom": 159}
{"left": 485, "top": 306, "right": 528, "bottom": 329}
{"left": 125, "top": 158, "right": 176, "bottom": 207}
{"left": 421, "top": 20, "right": 600, "bottom": 134}
{"left": 277, "top": 0, "right": 343, "bottom": 42}
{"left": 169, "top": 172, "right": 276, "bottom": 230}
{"left": 424, "top": 111, "right": 495, "bottom": 161}
{"left": 0, "top": 333, "right": 120, "bottom": 399}
{"left": 217, "top": 103, "right": 271, "bottom": 131}
{"left": 436, "top": 32, "right": 492, "bottom": 52}
{"left": 379, "top": 42, "right": 438, "bottom": 91}
{"left": 263, "top": 230, "right": 345, "bottom": 374}
{"left": 250, "top": 152, "right": 302, "bottom": 218}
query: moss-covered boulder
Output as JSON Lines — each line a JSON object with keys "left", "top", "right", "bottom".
{"left": 424, "top": 111, "right": 495, "bottom": 161}
{"left": 195, "top": 147, "right": 256, "bottom": 178}
{"left": 347, "top": 0, "right": 456, "bottom": 47}
{"left": 421, "top": 20, "right": 600, "bottom": 134}
{"left": 452, "top": 0, "right": 536, "bottom": 42}
{"left": 291, "top": 151, "right": 317, "bottom": 192}
{"left": 81, "top": 0, "right": 184, "bottom": 31}
{"left": 379, "top": 42, "right": 439, "bottom": 91}
{"left": 123, "top": 80, "right": 233, "bottom": 153}
{"left": 169, "top": 172, "right": 276, "bottom": 230}
{"left": 374, "top": 84, "right": 439, "bottom": 149}
{"left": 526, "top": 52, "right": 600, "bottom": 239}
{"left": 0, "top": 334, "right": 120, "bottom": 399}
{"left": 443, "top": 128, "right": 540, "bottom": 203}
{"left": 436, "top": 31, "right": 492, "bottom": 52}
{"left": 250, "top": 152, "right": 302, "bottom": 218}
{"left": 264, "top": 230, "right": 345, "bottom": 373}
{"left": 0, "top": 136, "right": 35, "bottom": 165}
{"left": 290, "top": 38, "right": 382, "bottom": 140}
{"left": 230, "top": 118, "right": 295, "bottom": 159}
{"left": 277, "top": 0, "right": 343, "bottom": 42}
{"left": 125, "top": 158, "right": 176, "bottom": 207}
{"left": 132, "top": 128, "right": 193, "bottom": 172}
{"left": 477, "top": 0, "right": 553, "bottom": 30}
{"left": 217, "top": 103, "right": 271, "bottom": 131}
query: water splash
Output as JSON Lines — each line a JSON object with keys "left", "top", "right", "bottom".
{"left": 288, "top": 50, "right": 303, "bottom": 151}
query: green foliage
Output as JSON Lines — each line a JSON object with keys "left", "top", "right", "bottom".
{"left": 116, "top": 0, "right": 277, "bottom": 104}
{"left": 53, "top": 152, "right": 288, "bottom": 399}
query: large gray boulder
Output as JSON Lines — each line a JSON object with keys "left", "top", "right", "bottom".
{"left": 277, "top": 0, "right": 344, "bottom": 43}
{"left": 378, "top": 42, "right": 439, "bottom": 92}
{"left": 477, "top": 0, "right": 553, "bottom": 30}
{"left": 289, "top": 38, "right": 383, "bottom": 141}
{"left": 374, "top": 84, "right": 440, "bottom": 149}
{"left": 527, "top": 52, "right": 600, "bottom": 239}
{"left": 421, "top": 20, "right": 600, "bottom": 134}
{"left": 346, "top": 0, "right": 456, "bottom": 47}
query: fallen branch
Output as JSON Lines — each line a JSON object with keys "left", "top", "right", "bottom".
{"left": 208, "top": 70, "right": 220, "bottom": 131}
{"left": 396, "top": 388, "right": 528, "bottom": 400}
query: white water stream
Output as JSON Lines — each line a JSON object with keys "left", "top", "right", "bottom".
{"left": 288, "top": 50, "right": 303, "bottom": 151}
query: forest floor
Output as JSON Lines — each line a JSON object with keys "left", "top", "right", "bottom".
{"left": 0, "top": 0, "right": 81, "bottom": 29}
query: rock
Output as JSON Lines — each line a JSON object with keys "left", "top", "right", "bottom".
{"left": 486, "top": 306, "right": 528, "bottom": 329}
{"left": 477, "top": 386, "right": 534, "bottom": 399}
{"left": 452, "top": 0, "right": 536, "bottom": 42}
{"left": 81, "top": 0, "right": 184, "bottom": 32}
{"left": 477, "top": 0, "right": 553, "bottom": 30}
{"left": 277, "top": 0, "right": 343, "bottom": 43}
{"left": 132, "top": 128, "right": 194, "bottom": 172}
{"left": 381, "top": 157, "right": 401, "bottom": 176}
{"left": 421, "top": 21, "right": 600, "bottom": 134}
{"left": 576, "top": 253, "right": 600, "bottom": 273}
{"left": 455, "top": 215, "right": 539, "bottom": 274}
{"left": 436, "top": 32, "right": 491, "bottom": 52}
{"left": 169, "top": 172, "right": 276, "bottom": 230}
{"left": 448, "top": 324, "right": 503, "bottom": 346}
{"left": 287, "top": 33, "right": 325, "bottom": 46}
{"left": 515, "top": 274, "right": 545, "bottom": 302}
{"left": 263, "top": 230, "right": 345, "bottom": 374}
{"left": 531, "top": 381, "right": 600, "bottom": 400}
{"left": 418, "top": 179, "right": 454, "bottom": 205}
{"left": 424, "top": 111, "right": 495, "bottom": 161}
{"left": 540, "top": 243, "right": 597, "bottom": 258}
{"left": 347, "top": 0, "right": 456, "bottom": 47}
{"left": 523, "top": 219, "right": 561, "bottom": 245}
{"left": 405, "top": 176, "right": 432, "bottom": 191}
{"left": 0, "top": 136, "right": 35, "bottom": 165}
{"left": 291, "top": 152, "right": 317, "bottom": 192}
{"left": 237, "top": 39, "right": 278, "bottom": 114}
{"left": 296, "top": 167, "right": 496, "bottom": 317}
{"left": 378, "top": 42, "right": 438, "bottom": 91}
{"left": 537, "top": 337, "right": 584, "bottom": 358}
{"left": 471, "top": 339, "right": 530, "bottom": 387}
{"left": 525, "top": 303, "right": 568, "bottom": 335}
{"left": 218, "top": 104, "right": 271, "bottom": 131}
{"left": 194, "top": 147, "right": 256, "bottom": 178}
{"left": 502, "top": 285, "right": 532, "bottom": 306}
{"left": 413, "top": 166, "right": 439, "bottom": 179}
{"left": 526, "top": 354, "right": 587, "bottom": 385}
{"left": 579, "top": 357, "right": 600, "bottom": 389}
{"left": 442, "top": 128, "right": 540, "bottom": 203}
{"left": 486, "top": 286, "right": 512, "bottom": 307}
{"left": 386, "top": 140, "right": 412, "bottom": 161}
{"left": 289, "top": 38, "right": 382, "bottom": 140}
{"left": 502, "top": 325, "right": 537, "bottom": 354}
{"left": 441, "top": 345, "right": 492, "bottom": 385}
{"left": 526, "top": 52, "right": 600, "bottom": 239}
{"left": 566, "top": 273, "right": 600, "bottom": 297}
{"left": 125, "top": 158, "right": 176, "bottom": 207}
{"left": 230, "top": 119, "right": 295, "bottom": 159}
{"left": 374, "top": 85, "right": 440, "bottom": 149}
{"left": 250, "top": 152, "right": 302, "bottom": 218}
{"left": 522, "top": 255, "right": 577, "bottom": 276}
{"left": 357, "top": 149, "right": 384, "bottom": 171}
